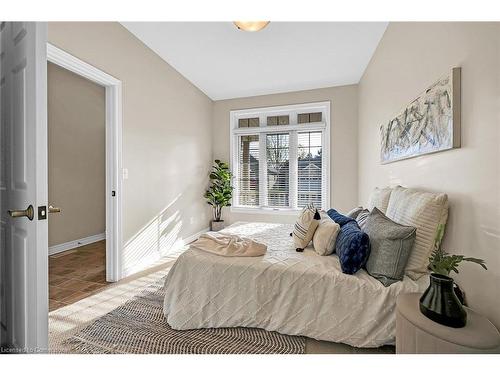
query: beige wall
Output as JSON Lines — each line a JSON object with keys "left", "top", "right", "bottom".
{"left": 48, "top": 62, "right": 105, "bottom": 246}
{"left": 48, "top": 22, "right": 500, "bottom": 328}
{"left": 212, "top": 85, "right": 359, "bottom": 224}
{"left": 48, "top": 22, "right": 213, "bottom": 275}
{"left": 358, "top": 22, "right": 500, "bottom": 327}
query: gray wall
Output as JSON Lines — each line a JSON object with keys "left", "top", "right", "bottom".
{"left": 48, "top": 22, "right": 213, "bottom": 275}
{"left": 212, "top": 85, "right": 359, "bottom": 225}
{"left": 358, "top": 22, "right": 500, "bottom": 327}
{"left": 48, "top": 62, "right": 106, "bottom": 247}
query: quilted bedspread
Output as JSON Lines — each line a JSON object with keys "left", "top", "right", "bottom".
{"left": 163, "top": 222, "right": 429, "bottom": 347}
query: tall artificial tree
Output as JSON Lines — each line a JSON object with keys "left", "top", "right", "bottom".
{"left": 205, "top": 160, "right": 233, "bottom": 222}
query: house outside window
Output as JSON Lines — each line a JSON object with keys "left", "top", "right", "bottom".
{"left": 230, "top": 102, "right": 330, "bottom": 214}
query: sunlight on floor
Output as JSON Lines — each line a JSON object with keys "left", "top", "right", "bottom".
{"left": 48, "top": 251, "right": 180, "bottom": 352}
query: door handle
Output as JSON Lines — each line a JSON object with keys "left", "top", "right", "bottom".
{"left": 8, "top": 205, "right": 34, "bottom": 221}
{"left": 48, "top": 205, "right": 61, "bottom": 214}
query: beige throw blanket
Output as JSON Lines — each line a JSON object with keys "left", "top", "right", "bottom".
{"left": 191, "top": 232, "right": 267, "bottom": 257}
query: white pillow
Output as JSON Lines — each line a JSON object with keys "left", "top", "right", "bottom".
{"left": 385, "top": 186, "right": 449, "bottom": 279}
{"left": 313, "top": 213, "right": 340, "bottom": 256}
{"left": 367, "top": 187, "right": 393, "bottom": 214}
{"left": 292, "top": 204, "right": 321, "bottom": 250}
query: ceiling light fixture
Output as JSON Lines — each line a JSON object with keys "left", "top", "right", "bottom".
{"left": 233, "top": 21, "right": 270, "bottom": 32}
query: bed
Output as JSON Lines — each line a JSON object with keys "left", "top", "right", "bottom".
{"left": 163, "top": 221, "right": 429, "bottom": 348}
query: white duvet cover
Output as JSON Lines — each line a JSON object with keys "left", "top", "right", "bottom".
{"left": 163, "top": 222, "right": 428, "bottom": 347}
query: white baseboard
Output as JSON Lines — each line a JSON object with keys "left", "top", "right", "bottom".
{"left": 49, "top": 232, "right": 106, "bottom": 256}
{"left": 121, "top": 227, "right": 209, "bottom": 279}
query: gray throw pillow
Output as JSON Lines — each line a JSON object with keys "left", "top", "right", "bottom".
{"left": 356, "top": 209, "right": 370, "bottom": 230}
{"left": 364, "top": 207, "right": 416, "bottom": 286}
{"left": 346, "top": 206, "right": 364, "bottom": 219}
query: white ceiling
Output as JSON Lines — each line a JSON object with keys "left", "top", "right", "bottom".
{"left": 121, "top": 22, "right": 388, "bottom": 100}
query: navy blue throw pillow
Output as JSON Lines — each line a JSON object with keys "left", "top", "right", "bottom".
{"left": 335, "top": 220, "right": 371, "bottom": 275}
{"left": 327, "top": 208, "right": 371, "bottom": 274}
{"left": 326, "top": 209, "right": 356, "bottom": 226}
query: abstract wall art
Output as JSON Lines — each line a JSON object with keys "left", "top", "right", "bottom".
{"left": 380, "top": 68, "right": 461, "bottom": 164}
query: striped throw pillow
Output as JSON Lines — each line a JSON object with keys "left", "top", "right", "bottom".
{"left": 385, "top": 186, "right": 449, "bottom": 279}
{"left": 292, "top": 204, "right": 321, "bottom": 250}
{"left": 356, "top": 209, "right": 370, "bottom": 230}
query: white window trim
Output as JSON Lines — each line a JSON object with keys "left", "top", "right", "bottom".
{"left": 230, "top": 101, "right": 331, "bottom": 215}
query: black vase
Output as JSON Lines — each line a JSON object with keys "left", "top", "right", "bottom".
{"left": 419, "top": 273, "right": 467, "bottom": 328}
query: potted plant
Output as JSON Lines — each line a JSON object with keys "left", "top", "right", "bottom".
{"left": 204, "top": 160, "right": 233, "bottom": 231}
{"left": 419, "top": 224, "right": 487, "bottom": 328}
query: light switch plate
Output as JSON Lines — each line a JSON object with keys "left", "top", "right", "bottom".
{"left": 123, "top": 168, "right": 129, "bottom": 180}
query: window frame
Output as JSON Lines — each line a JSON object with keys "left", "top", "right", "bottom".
{"left": 230, "top": 101, "right": 331, "bottom": 215}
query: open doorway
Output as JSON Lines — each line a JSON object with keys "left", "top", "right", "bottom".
{"left": 47, "top": 61, "right": 108, "bottom": 310}
{"left": 46, "top": 44, "right": 123, "bottom": 310}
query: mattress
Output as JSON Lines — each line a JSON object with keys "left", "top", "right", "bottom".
{"left": 163, "top": 222, "right": 429, "bottom": 347}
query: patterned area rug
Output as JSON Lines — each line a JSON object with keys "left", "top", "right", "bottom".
{"left": 61, "top": 277, "right": 305, "bottom": 354}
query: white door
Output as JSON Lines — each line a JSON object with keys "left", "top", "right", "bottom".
{"left": 0, "top": 22, "right": 48, "bottom": 352}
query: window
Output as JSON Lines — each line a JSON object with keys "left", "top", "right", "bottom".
{"left": 267, "top": 115, "right": 289, "bottom": 126}
{"left": 237, "top": 135, "right": 260, "bottom": 206}
{"left": 238, "top": 117, "right": 259, "bottom": 128}
{"left": 266, "top": 133, "right": 290, "bottom": 207}
{"left": 298, "top": 112, "right": 322, "bottom": 123}
{"left": 231, "top": 102, "right": 330, "bottom": 213}
{"left": 298, "top": 132, "right": 322, "bottom": 208}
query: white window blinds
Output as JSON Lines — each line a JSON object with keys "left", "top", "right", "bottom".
{"left": 297, "top": 131, "right": 322, "bottom": 208}
{"left": 266, "top": 133, "right": 290, "bottom": 207}
{"left": 237, "top": 135, "right": 260, "bottom": 206}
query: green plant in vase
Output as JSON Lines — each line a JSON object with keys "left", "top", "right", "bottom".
{"left": 428, "top": 224, "right": 487, "bottom": 276}
{"left": 420, "top": 223, "right": 487, "bottom": 328}
{"left": 204, "top": 160, "right": 233, "bottom": 231}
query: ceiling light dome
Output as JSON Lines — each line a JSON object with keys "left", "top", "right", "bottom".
{"left": 233, "top": 21, "right": 270, "bottom": 32}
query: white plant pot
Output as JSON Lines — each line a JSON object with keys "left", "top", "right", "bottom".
{"left": 210, "top": 220, "right": 225, "bottom": 232}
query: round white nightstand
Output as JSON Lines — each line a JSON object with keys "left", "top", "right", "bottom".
{"left": 396, "top": 293, "right": 500, "bottom": 354}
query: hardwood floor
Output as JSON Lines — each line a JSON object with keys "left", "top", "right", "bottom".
{"left": 49, "top": 240, "right": 109, "bottom": 311}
